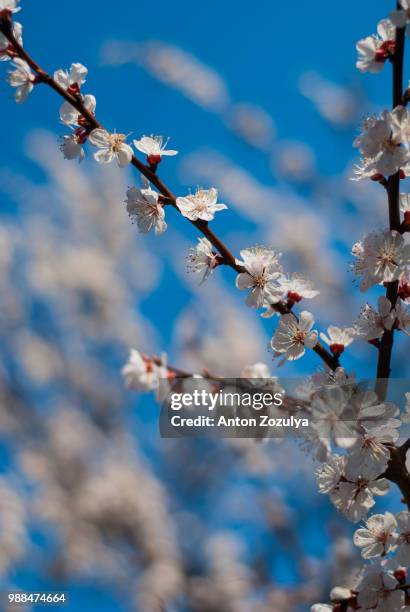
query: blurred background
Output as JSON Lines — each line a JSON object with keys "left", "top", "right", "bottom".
{"left": 0, "top": 0, "right": 409, "bottom": 610}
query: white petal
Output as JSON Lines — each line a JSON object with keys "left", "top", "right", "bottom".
{"left": 70, "top": 62, "right": 88, "bottom": 85}
{"left": 176, "top": 197, "right": 194, "bottom": 217}
{"left": 83, "top": 94, "right": 96, "bottom": 114}
{"left": 89, "top": 128, "right": 110, "bottom": 147}
{"left": 299, "top": 310, "right": 315, "bottom": 332}
{"left": 160, "top": 149, "right": 178, "bottom": 156}
{"left": 15, "top": 81, "right": 33, "bottom": 103}
{"left": 236, "top": 273, "right": 254, "bottom": 290}
{"left": 94, "top": 148, "right": 114, "bottom": 164}
{"left": 117, "top": 143, "right": 133, "bottom": 167}
{"left": 59, "top": 101, "right": 78, "bottom": 125}
{"left": 53, "top": 68, "right": 69, "bottom": 89}
{"left": 133, "top": 136, "right": 154, "bottom": 154}
{"left": 286, "top": 343, "right": 305, "bottom": 360}
{"left": 305, "top": 331, "right": 318, "bottom": 348}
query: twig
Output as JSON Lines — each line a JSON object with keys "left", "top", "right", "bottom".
{"left": 375, "top": 14, "right": 405, "bottom": 401}
{"left": 0, "top": 13, "right": 340, "bottom": 371}
{"left": 384, "top": 444, "right": 410, "bottom": 510}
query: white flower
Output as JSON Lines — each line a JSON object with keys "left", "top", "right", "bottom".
{"left": 357, "top": 564, "right": 404, "bottom": 611}
{"left": 354, "top": 513, "right": 398, "bottom": 559}
{"left": 271, "top": 311, "right": 318, "bottom": 361}
{"left": 60, "top": 94, "right": 96, "bottom": 126}
{"left": 89, "top": 128, "right": 133, "bottom": 167}
{"left": 240, "top": 362, "right": 271, "bottom": 378}
{"left": 235, "top": 246, "right": 283, "bottom": 308}
{"left": 318, "top": 455, "right": 389, "bottom": 523}
{"left": 261, "top": 273, "right": 319, "bottom": 317}
{"left": 394, "top": 299, "right": 410, "bottom": 333}
{"left": 352, "top": 160, "right": 383, "bottom": 181}
{"left": 356, "top": 297, "right": 395, "bottom": 341}
{"left": 347, "top": 426, "right": 398, "bottom": 476}
{"left": 311, "top": 367, "right": 356, "bottom": 390}
{"left": 0, "top": 0, "right": 21, "bottom": 15}
{"left": 125, "top": 186, "right": 166, "bottom": 235}
{"left": 176, "top": 187, "right": 227, "bottom": 222}
{"left": 352, "top": 230, "right": 410, "bottom": 291}
{"left": 353, "top": 107, "right": 410, "bottom": 178}
{"left": 186, "top": 237, "right": 220, "bottom": 284}
{"left": 356, "top": 19, "right": 396, "bottom": 73}
{"left": 319, "top": 325, "right": 355, "bottom": 357}
{"left": 54, "top": 62, "right": 87, "bottom": 92}
{"left": 311, "top": 385, "right": 355, "bottom": 449}
{"left": 356, "top": 392, "right": 401, "bottom": 431}
{"left": 353, "top": 106, "right": 408, "bottom": 159}
{"left": 7, "top": 57, "right": 35, "bottom": 103}
{"left": 0, "top": 21, "right": 22, "bottom": 61}
{"left": 354, "top": 513, "right": 398, "bottom": 560}
{"left": 391, "top": 0, "right": 410, "bottom": 31}
{"left": 331, "top": 587, "right": 355, "bottom": 603}
{"left": 280, "top": 273, "right": 319, "bottom": 301}
{"left": 394, "top": 511, "right": 410, "bottom": 565}
{"left": 121, "top": 349, "right": 163, "bottom": 391}
{"left": 316, "top": 453, "right": 346, "bottom": 494}
{"left": 60, "top": 131, "right": 86, "bottom": 162}
{"left": 133, "top": 135, "right": 178, "bottom": 164}
{"left": 335, "top": 461, "right": 390, "bottom": 523}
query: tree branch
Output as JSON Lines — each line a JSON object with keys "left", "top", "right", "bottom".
{"left": 375, "top": 15, "right": 405, "bottom": 401}
{"left": 384, "top": 444, "right": 410, "bottom": 511}
{"left": 0, "top": 13, "right": 340, "bottom": 371}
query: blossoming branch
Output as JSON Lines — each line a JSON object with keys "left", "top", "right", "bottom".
{"left": 0, "top": 0, "right": 345, "bottom": 373}
{"left": 2, "top": 1, "right": 410, "bottom": 610}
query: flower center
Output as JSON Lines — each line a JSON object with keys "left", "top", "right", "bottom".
{"left": 361, "top": 437, "right": 386, "bottom": 461}
{"left": 148, "top": 203, "right": 161, "bottom": 218}
{"left": 194, "top": 196, "right": 209, "bottom": 212}
{"left": 254, "top": 274, "right": 267, "bottom": 288}
{"left": 109, "top": 133, "right": 126, "bottom": 152}
{"left": 373, "top": 529, "right": 389, "bottom": 544}
{"left": 377, "top": 246, "right": 397, "bottom": 267}
{"left": 293, "top": 330, "right": 306, "bottom": 345}
{"left": 355, "top": 478, "right": 369, "bottom": 494}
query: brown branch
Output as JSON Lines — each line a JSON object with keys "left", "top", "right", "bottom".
{"left": 375, "top": 15, "right": 405, "bottom": 401}
{"left": 313, "top": 343, "right": 340, "bottom": 371}
{"left": 0, "top": 13, "right": 340, "bottom": 371}
{"left": 384, "top": 444, "right": 410, "bottom": 510}
{"left": 400, "top": 437, "right": 410, "bottom": 455}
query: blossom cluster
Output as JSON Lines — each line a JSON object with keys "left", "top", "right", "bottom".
{"left": 121, "top": 348, "right": 410, "bottom": 610}
{"left": 313, "top": 510, "right": 410, "bottom": 611}
{"left": 309, "top": 382, "right": 409, "bottom": 611}
{"left": 4, "top": 0, "right": 408, "bottom": 371}
{"left": 310, "top": 3, "right": 410, "bottom": 609}
{"left": 2, "top": 2, "right": 410, "bottom": 610}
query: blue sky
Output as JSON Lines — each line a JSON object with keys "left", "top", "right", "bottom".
{"left": 2, "top": 0, "right": 393, "bottom": 175}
